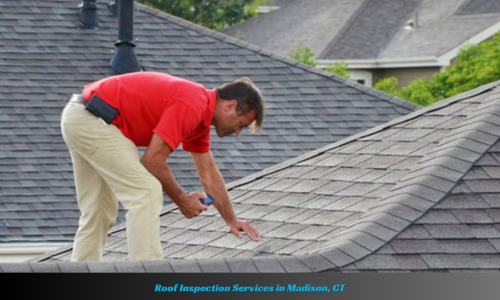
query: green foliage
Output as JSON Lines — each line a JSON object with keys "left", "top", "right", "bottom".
{"left": 375, "top": 77, "right": 436, "bottom": 106}
{"left": 374, "top": 77, "right": 398, "bottom": 95}
{"left": 374, "top": 31, "right": 500, "bottom": 106}
{"left": 288, "top": 44, "right": 317, "bottom": 67}
{"left": 233, "top": 30, "right": 246, "bottom": 41}
{"left": 396, "top": 78, "right": 437, "bottom": 107}
{"left": 137, "top": 0, "right": 263, "bottom": 30}
{"left": 324, "top": 61, "right": 350, "bottom": 79}
{"left": 289, "top": 45, "right": 351, "bottom": 78}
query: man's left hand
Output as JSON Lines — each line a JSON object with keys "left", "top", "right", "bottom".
{"left": 228, "top": 220, "right": 261, "bottom": 242}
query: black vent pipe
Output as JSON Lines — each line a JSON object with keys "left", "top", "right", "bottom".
{"left": 78, "top": 0, "right": 103, "bottom": 29}
{"left": 110, "top": 0, "right": 141, "bottom": 74}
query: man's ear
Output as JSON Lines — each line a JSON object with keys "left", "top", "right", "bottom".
{"left": 226, "top": 99, "right": 238, "bottom": 110}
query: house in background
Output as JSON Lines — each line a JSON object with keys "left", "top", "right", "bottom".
{"left": 21, "top": 79, "right": 500, "bottom": 272}
{"left": 0, "top": 0, "right": 418, "bottom": 262}
{"left": 223, "top": 0, "right": 500, "bottom": 88}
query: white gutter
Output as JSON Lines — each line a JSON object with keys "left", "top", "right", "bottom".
{"left": 0, "top": 243, "right": 70, "bottom": 262}
{"left": 256, "top": 6, "right": 280, "bottom": 14}
{"left": 317, "top": 56, "right": 443, "bottom": 70}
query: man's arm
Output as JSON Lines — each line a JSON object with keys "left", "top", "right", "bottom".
{"left": 141, "top": 133, "right": 207, "bottom": 218}
{"left": 191, "top": 151, "right": 260, "bottom": 242}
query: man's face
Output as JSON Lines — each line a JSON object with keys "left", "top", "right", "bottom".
{"left": 215, "top": 101, "right": 256, "bottom": 138}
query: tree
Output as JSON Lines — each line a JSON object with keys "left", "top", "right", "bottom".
{"left": 288, "top": 44, "right": 317, "bottom": 67}
{"left": 324, "top": 61, "right": 350, "bottom": 79}
{"left": 136, "top": 0, "right": 263, "bottom": 30}
{"left": 374, "top": 31, "right": 500, "bottom": 106}
{"left": 288, "top": 45, "right": 350, "bottom": 79}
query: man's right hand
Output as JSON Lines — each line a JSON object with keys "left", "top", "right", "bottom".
{"left": 178, "top": 192, "right": 208, "bottom": 218}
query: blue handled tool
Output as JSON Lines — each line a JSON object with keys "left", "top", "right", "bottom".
{"left": 202, "top": 194, "right": 216, "bottom": 206}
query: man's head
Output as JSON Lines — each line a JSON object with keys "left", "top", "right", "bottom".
{"left": 213, "top": 77, "right": 264, "bottom": 138}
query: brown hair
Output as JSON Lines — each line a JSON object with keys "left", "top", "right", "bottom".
{"left": 216, "top": 77, "right": 265, "bottom": 132}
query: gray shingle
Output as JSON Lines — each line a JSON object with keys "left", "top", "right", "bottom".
{"left": 288, "top": 225, "right": 336, "bottom": 240}
{"left": 297, "top": 254, "right": 336, "bottom": 272}
{"left": 390, "top": 184, "right": 446, "bottom": 203}
{"left": 357, "top": 212, "right": 410, "bottom": 232}
{"left": 57, "top": 262, "right": 89, "bottom": 273}
{"left": 354, "top": 254, "right": 429, "bottom": 270}
{"left": 464, "top": 180, "right": 500, "bottom": 193}
{"left": 470, "top": 225, "right": 500, "bottom": 238}
{"left": 434, "top": 194, "right": 490, "bottom": 209}
{"left": 29, "top": 262, "right": 60, "bottom": 273}
{"left": 276, "top": 240, "right": 315, "bottom": 255}
{"left": 0, "top": 263, "right": 32, "bottom": 273}
{"left": 333, "top": 240, "right": 371, "bottom": 260}
{"left": 301, "top": 211, "right": 353, "bottom": 226}
{"left": 346, "top": 221, "right": 399, "bottom": 241}
{"left": 416, "top": 211, "right": 461, "bottom": 224}
{"left": 472, "top": 255, "right": 500, "bottom": 269}
{"left": 421, "top": 254, "right": 479, "bottom": 269}
{"left": 252, "top": 256, "right": 286, "bottom": 273}
{"left": 424, "top": 224, "right": 474, "bottom": 239}
{"left": 87, "top": 261, "right": 118, "bottom": 273}
{"left": 115, "top": 261, "right": 146, "bottom": 273}
{"left": 390, "top": 239, "right": 497, "bottom": 254}
{"left": 321, "top": 247, "right": 356, "bottom": 267}
{"left": 451, "top": 209, "right": 494, "bottom": 224}
{"left": 197, "top": 258, "right": 231, "bottom": 273}
{"left": 226, "top": 257, "right": 258, "bottom": 273}
{"left": 260, "top": 207, "right": 308, "bottom": 222}
{"left": 169, "top": 259, "right": 202, "bottom": 273}
{"left": 482, "top": 194, "right": 500, "bottom": 208}
{"left": 265, "top": 223, "right": 308, "bottom": 238}
{"left": 272, "top": 256, "right": 310, "bottom": 272}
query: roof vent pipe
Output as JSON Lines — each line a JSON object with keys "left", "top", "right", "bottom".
{"left": 110, "top": 0, "right": 141, "bottom": 74}
{"left": 78, "top": 0, "right": 103, "bottom": 29}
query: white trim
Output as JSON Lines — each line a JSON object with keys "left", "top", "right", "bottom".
{"left": 0, "top": 242, "right": 69, "bottom": 262}
{"left": 317, "top": 57, "right": 442, "bottom": 69}
{"left": 256, "top": 6, "right": 280, "bottom": 14}
{"left": 438, "top": 20, "right": 500, "bottom": 66}
{"left": 347, "top": 70, "right": 373, "bottom": 87}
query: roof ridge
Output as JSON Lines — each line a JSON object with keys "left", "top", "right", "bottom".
{"left": 310, "top": 86, "right": 500, "bottom": 270}
{"left": 226, "top": 80, "right": 500, "bottom": 191}
{"left": 134, "top": 2, "right": 419, "bottom": 111}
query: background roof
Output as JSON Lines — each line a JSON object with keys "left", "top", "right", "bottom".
{"left": 31, "top": 80, "right": 500, "bottom": 272}
{"left": 223, "top": 0, "right": 500, "bottom": 60}
{"left": 0, "top": 0, "right": 418, "bottom": 243}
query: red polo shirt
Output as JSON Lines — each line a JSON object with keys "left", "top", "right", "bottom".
{"left": 82, "top": 72, "right": 216, "bottom": 153}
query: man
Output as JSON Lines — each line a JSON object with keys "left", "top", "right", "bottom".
{"left": 60, "top": 71, "right": 264, "bottom": 261}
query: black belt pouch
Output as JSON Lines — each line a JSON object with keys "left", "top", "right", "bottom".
{"left": 85, "top": 94, "right": 119, "bottom": 124}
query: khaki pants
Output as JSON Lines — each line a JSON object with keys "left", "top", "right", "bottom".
{"left": 60, "top": 97, "right": 164, "bottom": 261}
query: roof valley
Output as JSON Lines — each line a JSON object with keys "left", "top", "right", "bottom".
{"left": 317, "top": 0, "right": 370, "bottom": 59}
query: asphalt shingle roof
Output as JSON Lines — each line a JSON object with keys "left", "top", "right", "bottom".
{"left": 222, "top": 0, "right": 500, "bottom": 60}
{"left": 0, "top": 0, "right": 418, "bottom": 243}
{"left": 18, "top": 80, "right": 500, "bottom": 273}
